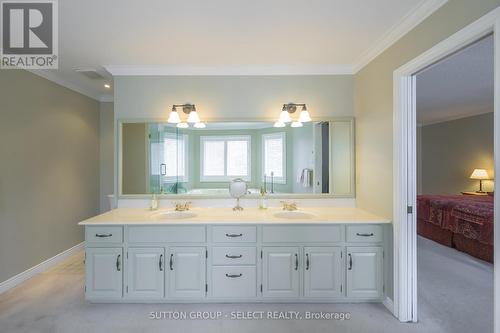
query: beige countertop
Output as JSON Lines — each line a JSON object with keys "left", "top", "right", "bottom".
{"left": 78, "top": 207, "right": 391, "bottom": 225}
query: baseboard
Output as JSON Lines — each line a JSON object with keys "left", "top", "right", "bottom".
{"left": 0, "top": 242, "right": 84, "bottom": 294}
{"left": 383, "top": 296, "right": 394, "bottom": 314}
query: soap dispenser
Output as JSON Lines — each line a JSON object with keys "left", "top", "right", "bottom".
{"left": 150, "top": 192, "right": 159, "bottom": 211}
{"left": 259, "top": 186, "right": 267, "bottom": 210}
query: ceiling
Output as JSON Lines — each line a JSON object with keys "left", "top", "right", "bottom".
{"left": 416, "top": 34, "right": 494, "bottom": 125}
{"left": 29, "top": 0, "right": 447, "bottom": 101}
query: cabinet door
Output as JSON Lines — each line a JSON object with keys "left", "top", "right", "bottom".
{"left": 168, "top": 247, "right": 206, "bottom": 298}
{"left": 85, "top": 247, "right": 123, "bottom": 299}
{"left": 262, "top": 247, "right": 300, "bottom": 298}
{"left": 304, "top": 247, "right": 343, "bottom": 298}
{"left": 127, "top": 247, "right": 164, "bottom": 299}
{"left": 346, "top": 247, "right": 383, "bottom": 298}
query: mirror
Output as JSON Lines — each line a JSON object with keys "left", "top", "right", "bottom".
{"left": 120, "top": 119, "right": 354, "bottom": 197}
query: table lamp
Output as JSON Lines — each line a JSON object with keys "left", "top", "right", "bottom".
{"left": 470, "top": 169, "right": 489, "bottom": 193}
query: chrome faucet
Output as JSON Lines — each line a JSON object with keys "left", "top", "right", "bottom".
{"left": 174, "top": 202, "right": 191, "bottom": 212}
{"left": 281, "top": 201, "right": 298, "bottom": 211}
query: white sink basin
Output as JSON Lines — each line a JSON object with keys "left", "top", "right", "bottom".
{"left": 273, "top": 211, "right": 316, "bottom": 219}
{"left": 151, "top": 211, "right": 197, "bottom": 220}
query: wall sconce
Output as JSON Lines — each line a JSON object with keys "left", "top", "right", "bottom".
{"left": 274, "top": 103, "right": 311, "bottom": 128}
{"left": 168, "top": 104, "right": 206, "bottom": 128}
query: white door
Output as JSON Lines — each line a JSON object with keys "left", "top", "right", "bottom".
{"left": 304, "top": 247, "right": 343, "bottom": 298}
{"left": 262, "top": 247, "right": 300, "bottom": 298}
{"left": 168, "top": 247, "right": 206, "bottom": 298}
{"left": 127, "top": 247, "right": 164, "bottom": 299}
{"left": 85, "top": 247, "right": 123, "bottom": 299}
{"left": 346, "top": 246, "right": 383, "bottom": 298}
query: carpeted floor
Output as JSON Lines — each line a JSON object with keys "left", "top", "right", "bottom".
{"left": 0, "top": 236, "right": 493, "bottom": 333}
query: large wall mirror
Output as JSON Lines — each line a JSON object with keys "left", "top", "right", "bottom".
{"left": 119, "top": 119, "right": 354, "bottom": 197}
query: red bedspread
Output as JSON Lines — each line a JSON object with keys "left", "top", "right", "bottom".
{"left": 417, "top": 195, "right": 494, "bottom": 246}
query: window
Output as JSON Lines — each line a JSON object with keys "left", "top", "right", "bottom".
{"left": 262, "top": 132, "right": 286, "bottom": 184}
{"left": 200, "top": 136, "right": 251, "bottom": 182}
{"left": 150, "top": 132, "right": 188, "bottom": 183}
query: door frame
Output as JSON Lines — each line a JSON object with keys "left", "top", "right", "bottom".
{"left": 393, "top": 7, "right": 500, "bottom": 324}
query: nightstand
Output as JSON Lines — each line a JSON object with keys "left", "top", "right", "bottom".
{"left": 461, "top": 191, "right": 488, "bottom": 196}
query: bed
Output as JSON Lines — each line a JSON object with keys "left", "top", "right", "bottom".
{"left": 417, "top": 194, "right": 494, "bottom": 263}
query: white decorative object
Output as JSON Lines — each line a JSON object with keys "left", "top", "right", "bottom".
{"left": 229, "top": 178, "right": 248, "bottom": 211}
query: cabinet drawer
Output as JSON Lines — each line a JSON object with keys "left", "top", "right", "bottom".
{"left": 211, "top": 266, "right": 257, "bottom": 298}
{"left": 212, "top": 226, "right": 257, "bottom": 243}
{"left": 212, "top": 247, "right": 256, "bottom": 265}
{"left": 86, "top": 226, "right": 123, "bottom": 243}
{"left": 346, "top": 225, "right": 382, "bottom": 243}
{"left": 128, "top": 226, "right": 206, "bottom": 243}
{"left": 262, "top": 225, "right": 342, "bottom": 243}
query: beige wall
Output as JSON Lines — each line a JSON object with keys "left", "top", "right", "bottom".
{"left": 354, "top": 0, "right": 500, "bottom": 219}
{"left": 99, "top": 102, "right": 114, "bottom": 212}
{"left": 122, "top": 123, "right": 147, "bottom": 194}
{"left": 419, "top": 113, "right": 494, "bottom": 195}
{"left": 0, "top": 70, "right": 100, "bottom": 283}
{"left": 114, "top": 75, "right": 353, "bottom": 120}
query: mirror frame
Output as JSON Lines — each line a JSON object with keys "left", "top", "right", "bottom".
{"left": 116, "top": 117, "right": 355, "bottom": 199}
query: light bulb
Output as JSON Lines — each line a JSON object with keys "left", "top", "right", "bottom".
{"left": 298, "top": 110, "right": 311, "bottom": 122}
{"left": 279, "top": 110, "right": 292, "bottom": 123}
{"left": 187, "top": 111, "right": 200, "bottom": 123}
{"left": 273, "top": 121, "right": 286, "bottom": 128}
{"left": 167, "top": 110, "right": 181, "bottom": 123}
{"left": 176, "top": 122, "right": 189, "bottom": 128}
{"left": 194, "top": 122, "right": 206, "bottom": 129}
{"left": 291, "top": 121, "right": 303, "bottom": 128}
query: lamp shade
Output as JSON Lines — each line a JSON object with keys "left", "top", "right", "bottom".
{"left": 187, "top": 111, "right": 200, "bottom": 123}
{"left": 470, "top": 169, "right": 489, "bottom": 180}
{"left": 167, "top": 110, "right": 181, "bottom": 123}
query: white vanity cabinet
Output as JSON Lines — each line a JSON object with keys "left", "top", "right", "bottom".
{"left": 262, "top": 247, "right": 300, "bottom": 298}
{"left": 83, "top": 222, "right": 386, "bottom": 303}
{"left": 304, "top": 247, "right": 343, "bottom": 298}
{"left": 168, "top": 247, "right": 206, "bottom": 299}
{"left": 85, "top": 247, "right": 123, "bottom": 299}
{"left": 127, "top": 247, "right": 164, "bottom": 299}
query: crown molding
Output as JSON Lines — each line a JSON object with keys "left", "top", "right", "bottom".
{"left": 27, "top": 69, "right": 104, "bottom": 101}
{"left": 353, "top": 0, "right": 448, "bottom": 73}
{"left": 104, "top": 64, "right": 354, "bottom": 76}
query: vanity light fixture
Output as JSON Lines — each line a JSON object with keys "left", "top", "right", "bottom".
{"left": 274, "top": 103, "right": 311, "bottom": 128}
{"left": 168, "top": 104, "right": 206, "bottom": 128}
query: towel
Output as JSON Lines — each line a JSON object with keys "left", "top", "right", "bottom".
{"left": 297, "top": 168, "right": 313, "bottom": 188}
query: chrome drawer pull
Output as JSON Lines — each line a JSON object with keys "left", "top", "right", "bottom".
{"left": 225, "top": 273, "right": 243, "bottom": 278}
{"left": 95, "top": 233, "right": 112, "bottom": 238}
{"left": 356, "top": 232, "right": 374, "bottom": 237}
{"left": 225, "top": 254, "right": 243, "bottom": 259}
{"left": 225, "top": 233, "right": 243, "bottom": 238}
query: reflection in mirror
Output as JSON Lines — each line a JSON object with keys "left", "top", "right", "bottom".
{"left": 121, "top": 120, "right": 354, "bottom": 196}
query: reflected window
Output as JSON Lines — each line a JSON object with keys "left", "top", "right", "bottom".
{"left": 200, "top": 135, "right": 251, "bottom": 182}
{"left": 263, "top": 132, "right": 286, "bottom": 184}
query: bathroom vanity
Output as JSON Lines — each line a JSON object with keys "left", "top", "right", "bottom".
{"left": 79, "top": 207, "right": 390, "bottom": 303}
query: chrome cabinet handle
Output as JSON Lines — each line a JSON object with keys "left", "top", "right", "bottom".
{"left": 348, "top": 253, "right": 352, "bottom": 270}
{"left": 160, "top": 163, "right": 166, "bottom": 176}
{"left": 159, "top": 254, "right": 163, "bottom": 271}
{"left": 95, "top": 233, "right": 112, "bottom": 238}
{"left": 225, "top": 254, "right": 243, "bottom": 259}
{"left": 356, "top": 232, "right": 374, "bottom": 237}
{"left": 226, "top": 273, "right": 243, "bottom": 278}
{"left": 294, "top": 253, "right": 299, "bottom": 270}
{"left": 169, "top": 254, "right": 174, "bottom": 270}
{"left": 305, "top": 253, "right": 310, "bottom": 270}
{"left": 116, "top": 254, "right": 121, "bottom": 271}
{"left": 225, "top": 233, "right": 243, "bottom": 238}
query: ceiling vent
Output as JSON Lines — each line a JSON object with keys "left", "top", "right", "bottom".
{"left": 75, "top": 68, "right": 106, "bottom": 80}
